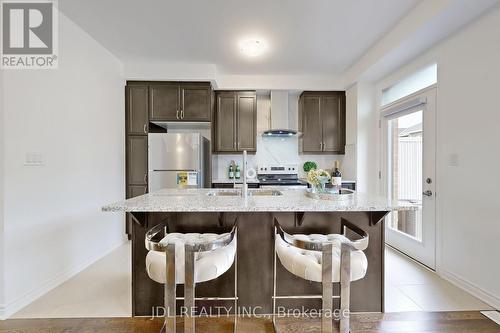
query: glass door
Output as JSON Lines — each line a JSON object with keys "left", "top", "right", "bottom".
{"left": 383, "top": 88, "right": 436, "bottom": 269}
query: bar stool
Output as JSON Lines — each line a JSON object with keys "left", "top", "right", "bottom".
{"left": 145, "top": 220, "right": 238, "bottom": 333}
{"left": 273, "top": 218, "right": 369, "bottom": 333}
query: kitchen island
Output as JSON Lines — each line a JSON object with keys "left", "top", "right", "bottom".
{"left": 103, "top": 188, "right": 409, "bottom": 316}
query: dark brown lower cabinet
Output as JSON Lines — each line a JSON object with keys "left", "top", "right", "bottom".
{"left": 126, "top": 136, "right": 148, "bottom": 185}
{"left": 125, "top": 136, "right": 148, "bottom": 239}
{"left": 125, "top": 185, "right": 148, "bottom": 239}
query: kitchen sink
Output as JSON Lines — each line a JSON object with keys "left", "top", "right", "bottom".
{"left": 207, "top": 190, "right": 241, "bottom": 196}
{"left": 206, "top": 190, "right": 283, "bottom": 197}
{"left": 249, "top": 190, "right": 283, "bottom": 196}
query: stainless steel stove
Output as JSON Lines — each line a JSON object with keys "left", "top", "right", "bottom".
{"left": 257, "top": 165, "right": 307, "bottom": 188}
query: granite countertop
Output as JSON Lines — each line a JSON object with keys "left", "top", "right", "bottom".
{"left": 211, "top": 178, "right": 356, "bottom": 184}
{"left": 103, "top": 188, "right": 415, "bottom": 213}
{"left": 212, "top": 178, "right": 260, "bottom": 183}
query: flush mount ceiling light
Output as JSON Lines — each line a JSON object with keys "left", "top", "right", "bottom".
{"left": 239, "top": 39, "right": 266, "bottom": 57}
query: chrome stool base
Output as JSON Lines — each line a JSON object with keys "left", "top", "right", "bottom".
{"left": 272, "top": 218, "right": 369, "bottom": 333}
{"left": 146, "top": 221, "right": 238, "bottom": 333}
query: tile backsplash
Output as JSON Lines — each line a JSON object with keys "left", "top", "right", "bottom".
{"left": 212, "top": 137, "right": 355, "bottom": 180}
{"left": 211, "top": 92, "right": 356, "bottom": 181}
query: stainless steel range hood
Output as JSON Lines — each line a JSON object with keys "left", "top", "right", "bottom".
{"left": 262, "top": 90, "right": 299, "bottom": 137}
{"left": 262, "top": 129, "right": 298, "bottom": 137}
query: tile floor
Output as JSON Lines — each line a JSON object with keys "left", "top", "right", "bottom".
{"left": 12, "top": 242, "right": 493, "bottom": 318}
{"left": 385, "top": 245, "right": 492, "bottom": 312}
{"left": 13, "top": 242, "right": 132, "bottom": 318}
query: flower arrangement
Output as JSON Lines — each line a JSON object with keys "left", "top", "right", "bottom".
{"left": 307, "top": 169, "right": 331, "bottom": 193}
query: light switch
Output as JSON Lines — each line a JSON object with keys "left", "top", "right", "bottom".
{"left": 25, "top": 152, "right": 45, "bottom": 166}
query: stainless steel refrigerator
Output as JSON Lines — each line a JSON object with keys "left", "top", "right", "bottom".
{"left": 148, "top": 133, "right": 210, "bottom": 191}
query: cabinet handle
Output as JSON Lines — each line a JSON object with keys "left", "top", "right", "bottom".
{"left": 180, "top": 109, "right": 184, "bottom": 119}
{"left": 144, "top": 173, "right": 148, "bottom": 184}
{"left": 176, "top": 109, "right": 179, "bottom": 119}
{"left": 144, "top": 186, "right": 147, "bottom": 194}
{"left": 320, "top": 142, "right": 323, "bottom": 150}
{"left": 143, "top": 123, "right": 147, "bottom": 134}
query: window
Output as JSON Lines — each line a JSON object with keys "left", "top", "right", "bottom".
{"left": 381, "top": 63, "right": 437, "bottom": 106}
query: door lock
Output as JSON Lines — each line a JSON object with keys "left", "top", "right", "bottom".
{"left": 422, "top": 190, "right": 433, "bottom": 197}
{"left": 426, "top": 178, "right": 432, "bottom": 184}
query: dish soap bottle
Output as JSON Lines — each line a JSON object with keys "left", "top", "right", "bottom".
{"left": 332, "top": 160, "right": 342, "bottom": 194}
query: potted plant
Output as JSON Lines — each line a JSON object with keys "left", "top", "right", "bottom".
{"left": 303, "top": 161, "right": 318, "bottom": 173}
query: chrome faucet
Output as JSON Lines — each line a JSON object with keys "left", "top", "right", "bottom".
{"left": 242, "top": 150, "right": 248, "bottom": 198}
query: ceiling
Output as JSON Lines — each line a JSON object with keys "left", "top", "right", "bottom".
{"left": 59, "top": 0, "right": 418, "bottom": 76}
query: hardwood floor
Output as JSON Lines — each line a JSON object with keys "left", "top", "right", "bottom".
{"left": 1, "top": 312, "right": 499, "bottom": 333}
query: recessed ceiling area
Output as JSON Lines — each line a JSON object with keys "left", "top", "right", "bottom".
{"left": 59, "top": 0, "right": 418, "bottom": 76}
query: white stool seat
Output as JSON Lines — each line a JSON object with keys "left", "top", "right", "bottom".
{"left": 146, "top": 232, "right": 236, "bottom": 284}
{"left": 275, "top": 233, "right": 368, "bottom": 283}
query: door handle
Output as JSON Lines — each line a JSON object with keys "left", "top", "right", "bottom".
{"left": 422, "top": 190, "right": 433, "bottom": 197}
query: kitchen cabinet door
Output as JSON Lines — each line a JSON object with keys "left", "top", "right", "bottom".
{"left": 180, "top": 83, "right": 212, "bottom": 121}
{"left": 149, "top": 83, "right": 180, "bottom": 121}
{"left": 216, "top": 92, "right": 237, "bottom": 152}
{"left": 127, "top": 185, "right": 148, "bottom": 198}
{"left": 321, "top": 94, "right": 345, "bottom": 153}
{"left": 237, "top": 92, "right": 257, "bottom": 152}
{"left": 301, "top": 95, "right": 322, "bottom": 153}
{"left": 127, "top": 136, "right": 148, "bottom": 185}
{"left": 126, "top": 85, "right": 149, "bottom": 135}
{"left": 126, "top": 185, "right": 148, "bottom": 239}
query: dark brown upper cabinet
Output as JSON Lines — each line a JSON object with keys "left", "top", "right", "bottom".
{"left": 215, "top": 91, "right": 237, "bottom": 152}
{"left": 149, "top": 82, "right": 212, "bottom": 122}
{"left": 299, "top": 91, "right": 345, "bottom": 154}
{"left": 149, "top": 83, "right": 179, "bottom": 121}
{"left": 126, "top": 85, "right": 149, "bottom": 135}
{"left": 180, "top": 83, "right": 212, "bottom": 121}
{"left": 214, "top": 91, "right": 257, "bottom": 153}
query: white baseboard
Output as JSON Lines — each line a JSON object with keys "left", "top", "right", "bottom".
{"left": 481, "top": 311, "right": 500, "bottom": 325}
{"left": 0, "top": 304, "right": 5, "bottom": 320}
{"left": 439, "top": 269, "right": 500, "bottom": 310}
{"left": 0, "top": 238, "right": 128, "bottom": 320}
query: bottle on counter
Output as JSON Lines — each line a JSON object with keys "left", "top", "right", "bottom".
{"left": 235, "top": 164, "right": 241, "bottom": 179}
{"left": 332, "top": 160, "right": 342, "bottom": 194}
{"left": 229, "top": 162, "right": 234, "bottom": 179}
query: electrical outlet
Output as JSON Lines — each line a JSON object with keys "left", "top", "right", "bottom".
{"left": 24, "top": 152, "right": 45, "bottom": 166}
{"left": 448, "top": 153, "right": 459, "bottom": 167}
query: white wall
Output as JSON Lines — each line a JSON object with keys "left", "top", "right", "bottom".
{"left": 0, "top": 66, "right": 5, "bottom": 317}
{"left": 1, "top": 12, "right": 126, "bottom": 317}
{"left": 377, "top": 6, "right": 500, "bottom": 309}
{"left": 346, "top": 83, "right": 379, "bottom": 195}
